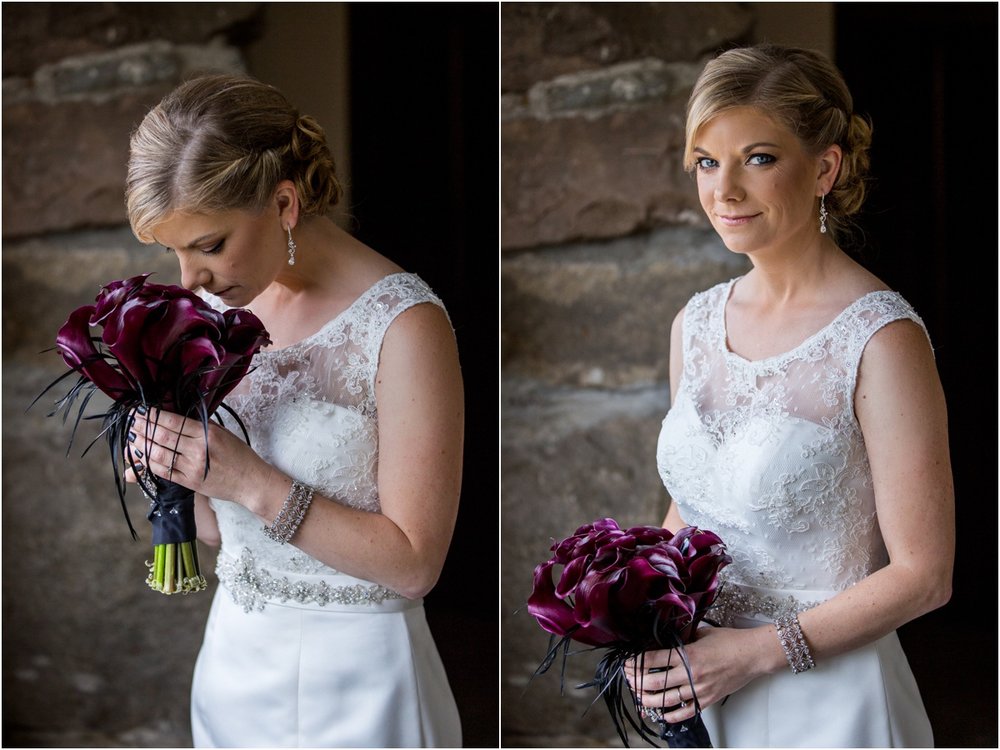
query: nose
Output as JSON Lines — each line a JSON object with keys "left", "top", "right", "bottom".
{"left": 713, "top": 164, "right": 745, "bottom": 203}
{"left": 177, "top": 254, "right": 210, "bottom": 291}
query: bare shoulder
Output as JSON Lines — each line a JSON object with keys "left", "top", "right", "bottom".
{"left": 378, "top": 298, "right": 459, "bottom": 380}
{"left": 671, "top": 304, "right": 687, "bottom": 332}
{"left": 833, "top": 254, "right": 892, "bottom": 302}
{"left": 856, "top": 315, "right": 942, "bottom": 418}
{"left": 863, "top": 315, "right": 934, "bottom": 366}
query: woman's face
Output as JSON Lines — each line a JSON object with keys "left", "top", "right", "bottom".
{"left": 691, "top": 106, "right": 832, "bottom": 257}
{"left": 151, "top": 207, "right": 286, "bottom": 307}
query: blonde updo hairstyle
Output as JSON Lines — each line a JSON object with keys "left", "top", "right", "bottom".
{"left": 126, "top": 74, "right": 343, "bottom": 243}
{"left": 685, "top": 44, "right": 872, "bottom": 241}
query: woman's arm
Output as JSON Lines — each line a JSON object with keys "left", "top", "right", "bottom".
{"left": 194, "top": 493, "right": 220, "bottom": 547}
{"left": 632, "top": 317, "right": 955, "bottom": 721}
{"left": 661, "top": 306, "right": 688, "bottom": 533}
{"left": 132, "top": 302, "right": 464, "bottom": 599}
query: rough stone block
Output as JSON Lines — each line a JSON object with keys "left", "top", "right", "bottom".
{"left": 502, "top": 89, "right": 705, "bottom": 250}
{"left": 2, "top": 2, "right": 262, "bottom": 77}
{"left": 506, "top": 58, "right": 700, "bottom": 122}
{"left": 501, "top": 379, "right": 671, "bottom": 745}
{"left": 2, "top": 91, "right": 169, "bottom": 237}
{"left": 3, "top": 39, "right": 247, "bottom": 238}
{"left": 501, "top": 226, "right": 750, "bottom": 388}
{"left": 501, "top": 3, "right": 754, "bottom": 93}
{"left": 34, "top": 42, "right": 180, "bottom": 101}
{"left": 29, "top": 40, "right": 246, "bottom": 104}
{"left": 3, "top": 229, "right": 209, "bottom": 746}
{"left": 3, "top": 227, "right": 180, "bottom": 359}
{"left": 4, "top": 359, "right": 218, "bottom": 747}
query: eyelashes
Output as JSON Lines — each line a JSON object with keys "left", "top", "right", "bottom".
{"left": 694, "top": 153, "right": 776, "bottom": 171}
{"left": 161, "top": 240, "right": 225, "bottom": 255}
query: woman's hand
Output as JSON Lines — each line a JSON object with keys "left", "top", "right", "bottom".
{"left": 126, "top": 408, "right": 277, "bottom": 505}
{"left": 625, "top": 626, "right": 781, "bottom": 724}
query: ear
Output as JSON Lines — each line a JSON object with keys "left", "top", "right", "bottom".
{"left": 816, "top": 144, "right": 843, "bottom": 196}
{"left": 273, "top": 179, "right": 300, "bottom": 230}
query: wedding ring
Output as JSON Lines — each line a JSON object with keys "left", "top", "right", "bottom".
{"left": 640, "top": 706, "right": 664, "bottom": 722}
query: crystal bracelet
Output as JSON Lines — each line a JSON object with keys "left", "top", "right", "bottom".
{"left": 774, "top": 613, "right": 815, "bottom": 674}
{"left": 262, "top": 480, "right": 315, "bottom": 544}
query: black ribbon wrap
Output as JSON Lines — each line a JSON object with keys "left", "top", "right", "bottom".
{"left": 656, "top": 714, "right": 713, "bottom": 748}
{"left": 145, "top": 477, "right": 197, "bottom": 545}
{"left": 531, "top": 627, "right": 716, "bottom": 748}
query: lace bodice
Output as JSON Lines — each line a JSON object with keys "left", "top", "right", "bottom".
{"left": 201, "top": 273, "right": 447, "bottom": 600}
{"left": 656, "top": 278, "right": 930, "bottom": 617}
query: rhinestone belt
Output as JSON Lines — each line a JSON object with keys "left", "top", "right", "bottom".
{"left": 708, "top": 582, "right": 821, "bottom": 627}
{"left": 216, "top": 548, "right": 404, "bottom": 613}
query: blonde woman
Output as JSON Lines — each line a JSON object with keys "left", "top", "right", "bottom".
{"left": 629, "top": 45, "right": 953, "bottom": 747}
{"left": 125, "top": 74, "right": 463, "bottom": 747}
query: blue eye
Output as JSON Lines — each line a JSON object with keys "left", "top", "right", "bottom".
{"left": 747, "top": 153, "right": 775, "bottom": 166}
{"left": 695, "top": 157, "right": 718, "bottom": 170}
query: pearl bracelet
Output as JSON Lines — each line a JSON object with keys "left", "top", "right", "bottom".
{"left": 774, "top": 613, "right": 815, "bottom": 674}
{"left": 262, "top": 480, "right": 315, "bottom": 544}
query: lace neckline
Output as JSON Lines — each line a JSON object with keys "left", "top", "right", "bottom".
{"left": 718, "top": 277, "right": 895, "bottom": 367}
{"left": 256, "top": 271, "right": 411, "bottom": 357}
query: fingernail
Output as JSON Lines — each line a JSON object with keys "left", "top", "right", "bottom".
{"left": 136, "top": 404, "right": 147, "bottom": 415}
{"left": 134, "top": 448, "right": 144, "bottom": 459}
{"left": 134, "top": 461, "right": 144, "bottom": 472}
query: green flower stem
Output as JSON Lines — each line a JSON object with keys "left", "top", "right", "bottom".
{"left": 164, "top": 543, "right": 176, "bottom": 593}
{"left": 154, "top": 543, "right": 165, "bottom": 586}
{"left": 146, "top": 542, "right": 207, "bottom": 595}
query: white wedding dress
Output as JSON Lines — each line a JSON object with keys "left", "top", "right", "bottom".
{"left": 191, "top": 273, "right": 462, "bottom": 748}
{"left": 656, "top": 277, "right": 934, "bottom": 748}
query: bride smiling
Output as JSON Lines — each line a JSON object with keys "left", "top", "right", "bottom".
{"left": 628, "top": 44, "right": 954, "bottom": 748}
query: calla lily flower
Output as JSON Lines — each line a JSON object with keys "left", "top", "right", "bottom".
{"left": 41, "top": 274, "right": 270, "bottom": 596}
{"left": 526, "top": 518, "right": 732, "bottom": 747}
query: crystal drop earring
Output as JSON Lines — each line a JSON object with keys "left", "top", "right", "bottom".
{"left": 286, "top": 226, "right": 297, "bottom": 265}
{"left": 819, "top": 194, "right": 828, "bottom": 234}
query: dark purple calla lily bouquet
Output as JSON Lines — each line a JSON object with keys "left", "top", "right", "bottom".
{"left": 527, "top": 518, "right": 732, "bottom": 748}
{"left": 34, "top": 274, "right": 270, "bottom": 594}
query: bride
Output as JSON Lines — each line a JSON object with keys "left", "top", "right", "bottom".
{"left": 630, "top": 44, "right": 953, "bottom": 747}
{"left": 124, "top": 74, "right": 464, "bottom": 747}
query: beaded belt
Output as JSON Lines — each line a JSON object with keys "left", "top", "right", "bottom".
{"left": 708, "top": 581, "right": 829, "bottom": 628}
{"left": 216, "top": 547, "right": 411, "bottom": 614}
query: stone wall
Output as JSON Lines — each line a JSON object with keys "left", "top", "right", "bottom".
{"left": 500, "top": 5, "right": 754, "bottom": 745}
{"left": 2, "top": 5, "right": 261, "bottom": 746}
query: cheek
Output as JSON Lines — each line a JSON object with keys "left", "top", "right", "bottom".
{"left": 695, "top": 177, "right": 714, "bottom": 208}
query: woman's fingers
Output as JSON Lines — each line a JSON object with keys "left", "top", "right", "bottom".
{"left": 132, "top": 409, "right": 203, "bottom": 444}
{"left": 125, "top": 420, "right": 193, "bottom": 486}
{"left": 623, "top": 649, "right": 678, "bottom": 693}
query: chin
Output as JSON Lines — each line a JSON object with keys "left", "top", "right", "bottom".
{"left": 716, "top": 236, "right": 757, "bottom": 256}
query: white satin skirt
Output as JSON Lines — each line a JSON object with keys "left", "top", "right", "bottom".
{"left": 701, "top": 615, "right": 933, "bottom": 748}
{"left": 190, "top": 582, "right": 462, "bottom": 747}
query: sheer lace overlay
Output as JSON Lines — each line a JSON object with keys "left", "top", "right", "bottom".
{"left": 656, "top": 278, "right": 930, "bottom": 620}
{"left": 200, "top": 273, "right": 447, "bottom": 605}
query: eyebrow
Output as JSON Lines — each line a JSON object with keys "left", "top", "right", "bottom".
{"left": 153, "top": 232, "right": 219, "bottom": 251}
{"left": 693, "top": 141, "right": 782, "bottom": 156}
{"left": 181, "top": 233, "right": 220, "bottom": 249}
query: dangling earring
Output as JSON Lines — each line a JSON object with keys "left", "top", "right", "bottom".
{"left": 286, "top": 225, "right": 297, "bottom": 265}
{"left": 819, "top": 194, "right": 828, "bottom": 234}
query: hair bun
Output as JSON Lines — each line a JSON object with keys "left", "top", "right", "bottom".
{"left": 289, "top": 114, "right": 343, "bottom": 214}
{"left": 125, "top": 74, "right": 344, "bottom": 242}
{"left": 831, "top": 112, "right": 872, "bottom": 218}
